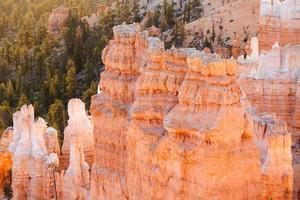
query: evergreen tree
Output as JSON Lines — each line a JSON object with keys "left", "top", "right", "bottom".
{"left": 0, "top": 101, "right": 12, "bottom": 133}
{"left": 49, "top": 72, "right": 59, "bottom": 101}
{"left": 172, "top": 19, "right": 185, "bottom": 47}
{"left": 48, "top": 99, "right": 66, "bottom": 146}
{"left": 5, "top": 80, "right": 14, "bottom": 105}
{"left": 0, "top": 83, "right": 6, "bottom": 101}
{"left": 17, "top": 93, "right": 28, "bottom": 110}
{"left": 83, "top": 80, "right": 97, "bottom": 110}
{"left": 132, "top": 0, "right": 142, "bottom": 23}
{"left": 66, "top": 65, "right": 77, "bottom": 99}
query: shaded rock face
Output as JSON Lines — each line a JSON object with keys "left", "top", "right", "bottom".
{"left": 248, "top": 110, "right": 293, "bottom": 200}
{"left": 90, "top": 23, "right": 293, "bottom": 200}
{"left": 48, "top": 5, "right": 70, "bottom": 36}
{"left": 8, "top": 105, "right": 60, "bottom": 200}
{"left": 44, "top": 127, "right": 60, "bottom": 155}
{"left": 61, "top": 98, "right": 94, "bottom": 170}
{"left": 0, "top": 128, "right": 13, "bottom": 198}
{"left": 259, "top": 0, "right": 300, "bottom": 52}
{"left": 239, "top": 44, "right": 300, "bottom": 198}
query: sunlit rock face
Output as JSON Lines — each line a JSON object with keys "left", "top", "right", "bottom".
{"left": 259, "top": 0, "right": 300, "bottom": 52}
{"left": 61, "top": 98, "right": 94, "bottom": 170}
{"left": 156, "top": 53, "right": 262, "bottom": 199}
{"left": 126, "top": 43, "right": 198, "bottom": 199}
{"left": 48, "top": 5, "right": 70, "bottom": 36}
{"left": 0, "top": 128, "right": 13, "bottom": 198}
{"left": 90, "top": 23, "right": 141, "bottom": 200}
{"left": 8, "top": 105, "right": 60, "bottom": 200}
{"left": 90, "top": 23, "right": 293, "bottom": 200}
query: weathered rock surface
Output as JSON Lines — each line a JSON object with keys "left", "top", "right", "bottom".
{"left": 239, "top": 43, "right": 300, "bottom": 199}
{"left": 61, "top": 98, "right": 94, "bottom": 170}
{"left": 90, "top": 23, "right": 293, "bottom": 200}
{"left": 44, "top": 127, "right": 60, "bottom": 155}
{"left": 8, "top": 105, "right": 60, "bottom": 200}
{"left": 90, "top": 23, "right": 141, "bottom": 200}
{"left": 258, "top": 0, "right": 300, "bottom": 52}
{"left": 248, "top": 109, "right": 293, "bottom": 200}
{"left": 63, "top": 134, "right": 90, "bottom": 200}
{"left": 48, "top": 5, "right": 70, "bottom": 36}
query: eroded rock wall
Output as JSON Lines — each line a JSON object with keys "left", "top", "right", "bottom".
{"left": 248, "top": 110, "right": 293, "bottom": 199}
{"left": 239, "top": 44, "right": 300, "bottom": 199}
{"left": 90, "top": 23, "right": 293, "bottom": 200}
{"left": 259, "top": 0, "right": 300, "bottom": 52}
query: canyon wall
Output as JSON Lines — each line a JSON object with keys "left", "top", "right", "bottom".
{"left": 239, "top": 44, "right": 300, "bottom": 198}
{"left": 89, "top": 23, "right": 293, "bottom": 200}
{"left": 258, "top": 0, "right": 300, "bottom": 52}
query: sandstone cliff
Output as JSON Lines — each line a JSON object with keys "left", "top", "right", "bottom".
{"left": 259, "top": 0, "right": 300, "bottom": 52}
{"left": 89, "top": 23, "right": 293, "bottom": 200}
{"left": 239, "top": 43, "right": 300, "bottom": 198}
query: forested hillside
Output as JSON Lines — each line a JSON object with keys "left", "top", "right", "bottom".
{"left": 0, "top": 0, "right": 143, "bottom": 144}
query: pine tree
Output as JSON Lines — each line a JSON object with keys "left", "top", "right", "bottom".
{"left": 48, "top": 99, "right": 66, "bottom": 146}
{"left": 74, "top": 26, "right": 83, "bottom": 70}
{"left": 17, "top": 93, "right": 28, "bottom": 110}
{"left": 49, "top": 72, "right": 59, "bottom": 101}
{"left": 65, "top": 65, "right": 77, "bottom": 99}
{"left": 5, "top": 80, "right": 14, "bottom": 106}
{"left": 83, "top": 80, "right": 97, "bottom": 110}
{"left": 0, "top": 101, "right": 12, "bottom": 133}
{"left": 0, "top": 83, "right": 6, "bottom": 101}
{"left": 132, "top": 0, "right": 141, "bottom": 23}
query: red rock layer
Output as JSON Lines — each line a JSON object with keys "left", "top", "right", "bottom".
{"left": 90, "top": 23, "right": 141, "bottom": 200}
{"left": 157, "top": 54, "right": 262, "bottom": 199}
{"left": 126, "top": 42, "right": 198, "bottom": 198}
{"left": 0, "top": 128, "right": 13, "bottom": 198}
{"left": 88, "top": 23, "right": 296, "bottom": 200}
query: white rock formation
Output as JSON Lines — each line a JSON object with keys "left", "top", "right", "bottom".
{"left": 63, "top": 134, "right": 90, "bottom": 200}
{"left": 61, "top": 98, "right": 94, "bottom": 169}
{"left": 8, "top": 105, "right": 61, "bottom": 199}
